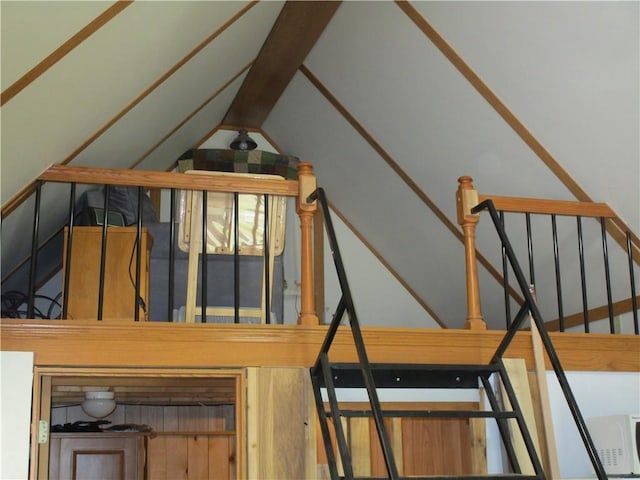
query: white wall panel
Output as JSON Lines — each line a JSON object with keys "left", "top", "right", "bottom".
{"left": 414, "top": 1, "right": 640, "bottom": 232}
{"left": 1, "top": 1, "right": 110, "bottom": 89}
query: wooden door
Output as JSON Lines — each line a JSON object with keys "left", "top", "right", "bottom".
{"left": 49, "top": 433, "right": 143, "bottom": 480}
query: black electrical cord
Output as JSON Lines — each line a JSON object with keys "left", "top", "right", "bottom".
{"left": 1, "top": 290, "right": 63, "bottom": 319}
{"left": 127, "top": 234, "right": 146, "bottom": 313}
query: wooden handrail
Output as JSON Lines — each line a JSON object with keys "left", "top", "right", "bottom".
{"left": 477, "top": 192, "right": 639, "bottom": 265}
{"left": 458, "top": 176, "right": 639, "bottom": 332}
{"left": 478, "top": 194, "right": 616, "bottom": 218}
{"left": 37, "top": 164, "right": 319, "bottom": 325}
{"left": 39, "top": 165, "right": 299, "bottom": 196}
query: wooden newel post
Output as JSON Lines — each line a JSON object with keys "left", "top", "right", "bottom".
{"left": 297, "top": 162, "right": 319, "bottom": 325}
{"left": 456, "top": 176, "right": 487, "bottom": 330}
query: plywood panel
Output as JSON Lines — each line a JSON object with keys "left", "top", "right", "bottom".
{"left": 369, "top": 417, "right": 400, "bottom": 477}
{"left": 246, "top": 367, "right": 313, "bottom": 479}
{"left": 349, "top": 418, "right": 371, "bottom": 477}
{"left": 402, "top": 418, "right": 472, "bottom": 476}
{"left": 502, "top": 358, "right": 541, "bottom": 475}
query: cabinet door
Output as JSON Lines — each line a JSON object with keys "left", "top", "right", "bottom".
{"left": 50, "top": 435, "right": 142, "bottom": 480}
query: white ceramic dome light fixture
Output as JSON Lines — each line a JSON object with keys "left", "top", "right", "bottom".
{"left": 81, "top": 391, "right": 116, "bottom": 418}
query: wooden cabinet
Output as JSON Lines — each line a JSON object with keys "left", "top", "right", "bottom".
{"left": 49, "top": 433, "right": 145, "bottom": 480}
{"left": 62, "top": 227, "right": 151, "bottom": 320}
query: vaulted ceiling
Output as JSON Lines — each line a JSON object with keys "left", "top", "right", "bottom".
{"left": 1, "top": 1, "right": 638, "bottom": 329}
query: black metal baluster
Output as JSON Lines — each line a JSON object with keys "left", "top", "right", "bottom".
{"left": 62, "top": 183, "right": 76, "bottom": 320}
{"left": 234, "top": 192, "right": 240, "bottom": 324}
{"left": 600, "top": 217, "right": 614, "bottom": 333}
{"left": 168, "top": 189, "right": 176, "bottom": 322}
{"left": 263, "top": 194, "right": 270, "bottom": 324}
{"left": 576, "top": 216, "right": 589, "bottom": 332}
{"left": 27, "top": 181, "right": 43, "bottom": 318}
{"left": 551, "top": 215, "right": 565, "bottom": 332}
{"left": 626, "top": 232, "right": 639, "bottom": 334}
{"left": 97, "top": 185, "right": 111, "bottom": 320}
{"left": 500, "top": 211, "right": 511, "bottom": 328}
{"left": 134, "top": 187, "right": 143, "bottom": 321}
{"left": 525, "top": 212, "right": 535, "bottom": 285}
{"left": 201, "top": 190, "right": 208, "bottom": 323}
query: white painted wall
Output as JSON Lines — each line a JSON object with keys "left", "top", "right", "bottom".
{"left": 548, "top": 370, "right": 640, "bottom": 478}
{"left": 1, "top": 351, "right": 34, "bottom": 480}
{"left": 321, "top": 212, "right": 439, "bottom": 328}
{"left": 488, "top": 370, "right": 640, "bottom": 477}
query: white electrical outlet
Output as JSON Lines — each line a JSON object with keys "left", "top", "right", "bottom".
{"left": 38, "top": 420, "right": 48, "bottom": 444}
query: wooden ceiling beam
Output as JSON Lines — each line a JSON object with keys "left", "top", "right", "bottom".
{"left": 223, "top": 1, "right": 340, "bottom": 128}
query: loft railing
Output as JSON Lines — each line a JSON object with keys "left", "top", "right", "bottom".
{"left": 13, "top": 164, "right": 319, "bottom": 325}
{"left": 457, "top": 176, "right": 639, "bottom": 335}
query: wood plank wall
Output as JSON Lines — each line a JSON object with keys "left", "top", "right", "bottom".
{"left": 316, "top": 402, "right": 484, "bottom": 477}
{"left": 51, "top": 404, "right": 236, "bottom": 479}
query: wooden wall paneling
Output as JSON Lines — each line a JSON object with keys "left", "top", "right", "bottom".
{"left": 527, "top": 372, "right": 549, "bottom": 474}
{"left": 246, "top": 368, "right": 259, "bottom": 479}
{"left": 391, "top": 418, "right": 404, "bottom": 475}
{"left": 184, "top": 407, "right": 211, "bottom": 478}
{"left": 208, "top": 436, "right": 231, "bottom": 480}
{"left": 207, "top": 405, "right": 234, "bottom": 432}
{"left": 188, "top": 435, "right": 209, "bottom": 479}
{"left": 401, "top": 417, "right": 473, "bottom": 476}
{"left": 109, "top": 405, "right": 126, "bottom": 425}
{"left": 337, "top": 417, "right": 348, "bottom": 478}
{"left": 246, "top": 367, "right": 314, "bottom": 479}
{"left": 144, "top": 405, "right": 165, "bottom": 432}
{"left": 369, "top": 417, "right": 402, "bottom": 477}
{"left": 469, "top": 390, "right": 487, "bottom": 474}
{"left": 530, "top": 324, "right": 561, "bottom": 478}
{"left": 164, "top": 407, "right": 189, "bottom": 480}
{"left": 166, "top": 434, "right": 189, "bottom": 480}
{"left": 349, "top": 418, "right": 371, "bottom": 477}
{"left": 147, "top": 435, "right": 168, "bottom": 480}
{"left": 315, "top": 412, "right": 337, "bottom": 479}
{"left": 125, "top": 404, "right": 142, "bottom": 426}
{"left": 502, "top": 358, "right": 541, "bottom": 475}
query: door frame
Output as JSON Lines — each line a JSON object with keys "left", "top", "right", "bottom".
{"left": 30, "top": 366, "right": 246, "bottom": 480}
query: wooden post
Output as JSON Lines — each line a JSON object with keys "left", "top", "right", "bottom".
{"left": 456, "top": 176, "right": 487, "bottom": 330}
{"left": 297, "top": 162, "right": 319, "bottom": 325}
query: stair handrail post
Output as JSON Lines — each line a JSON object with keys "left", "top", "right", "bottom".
{"left": 457, "top": 176, "right": 487, "bottom": 330}
{"left": 297, "top": 162, "right": 319, "bottom": 325}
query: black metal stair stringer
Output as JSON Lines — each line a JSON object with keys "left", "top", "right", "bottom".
{"left": 309, "top": 187, "right": 400, "bottom": 479}
{"left": 308, "top": 188, "right": 549, "bottom": 479}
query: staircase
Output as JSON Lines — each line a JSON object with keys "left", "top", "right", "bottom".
{"left": 308, "top": 188, "right": 607, "bottom": 480}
